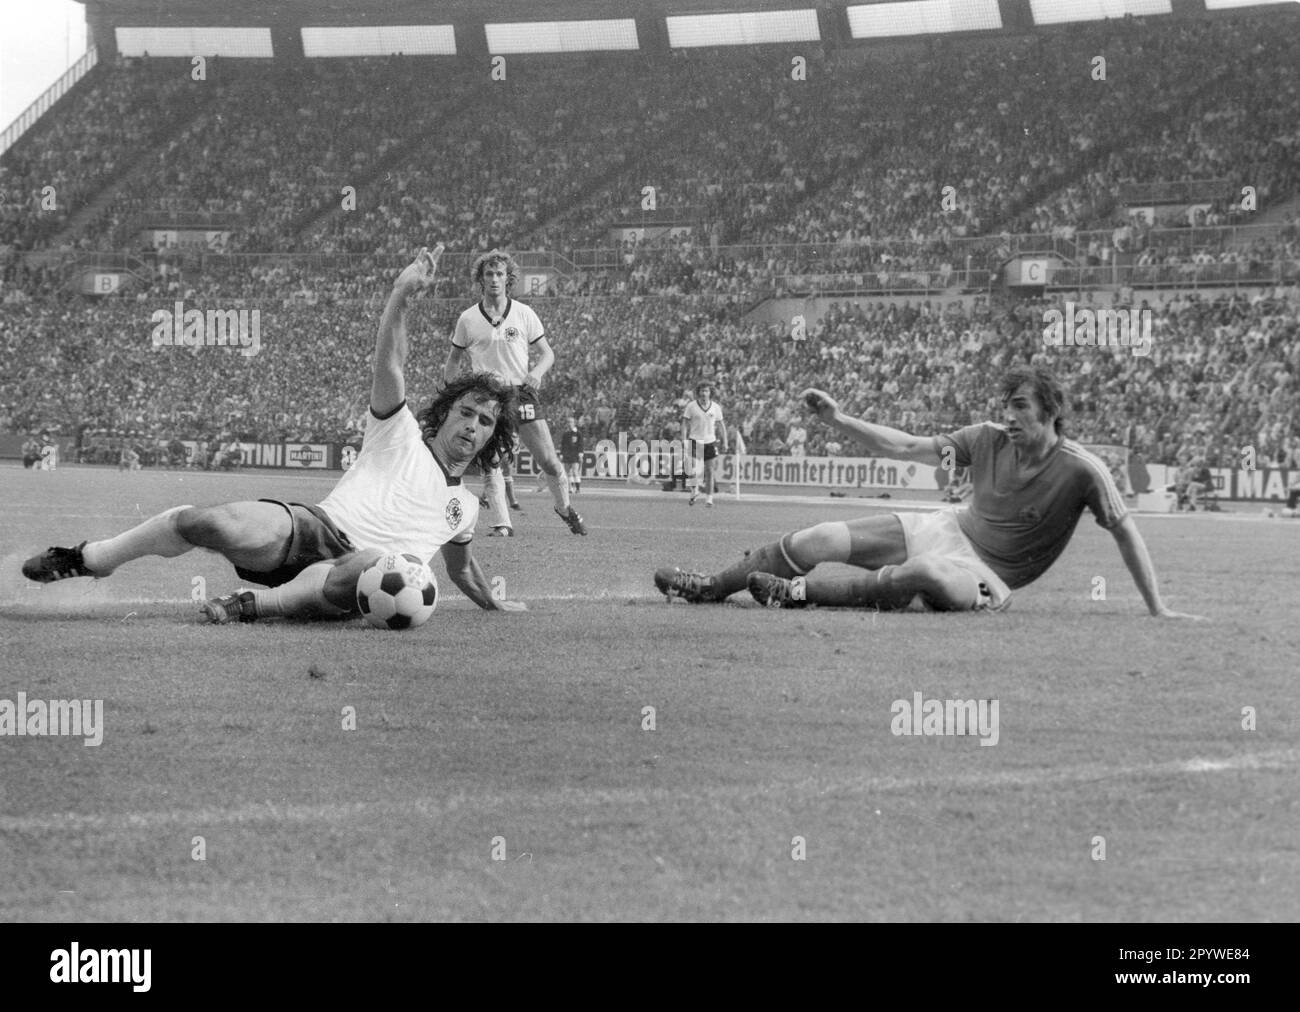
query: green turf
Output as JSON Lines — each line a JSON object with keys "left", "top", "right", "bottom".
{"left": 1, "top": 466, "right": 1297, "bottom": 921}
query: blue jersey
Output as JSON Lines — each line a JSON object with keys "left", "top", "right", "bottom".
{"left": 934, "top": 423, "right": 1128, "bottom": 589}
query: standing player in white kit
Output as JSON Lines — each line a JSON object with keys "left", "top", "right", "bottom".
{"left": 682, "top": 382, "right": 728, "bottom": 507}
{"left": 444, "top": 250, "right": 587, "bottom": 537}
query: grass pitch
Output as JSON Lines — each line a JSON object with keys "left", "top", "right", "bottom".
{"left": 1, "top": 465, "right": 1297, "bottom": 921}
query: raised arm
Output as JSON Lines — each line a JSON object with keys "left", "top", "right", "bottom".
{"left": 371, "top": 245, "right": 442, "bottom": 418}
{"left": 441, "top": 540, "right": 527, "bottom": 611}
{"left": 801, "top": 389, "right": 940, "bottom": 465}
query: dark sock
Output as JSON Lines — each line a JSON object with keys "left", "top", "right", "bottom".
{"left": 801, "top": 568, "right": 916, "bottom": 609}
{"left": 711, "top": 537, "right": 802, "bottom": 599}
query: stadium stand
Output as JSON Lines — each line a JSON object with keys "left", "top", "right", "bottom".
{"left": 2, "top": 9, "right": 1298, "bottom": 478}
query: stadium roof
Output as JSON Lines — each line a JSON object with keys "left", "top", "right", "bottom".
{"left": 72, "top": 0, "right": 824, "bottom": 24}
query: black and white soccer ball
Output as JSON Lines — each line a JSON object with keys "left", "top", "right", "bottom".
{"left": 356, "top": 553, "right": 437, "bottom": 630}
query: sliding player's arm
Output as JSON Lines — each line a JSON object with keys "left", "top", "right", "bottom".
{"left": 441, "top": 540, "right": 527, "bottom": 611}
{"left": 372, "top": 245, "right": 442, "bottom": 417}
{"left": 801, "top": 388, "right": 941, "bottom": 465}
{"left": 1109, "top": 515, "right": 1204, "bottom": 619}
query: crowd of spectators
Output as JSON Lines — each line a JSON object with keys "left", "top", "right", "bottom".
{"left": 3, "top": 286, "right": 1297, "bottom": 472}
{"left": 2, "top": 15, "right": 1297, "bottom": 291}
{"left": 0, "top": 59, "right": 206, "bottom": 253}
{"left": 1, "top": 11, "right": 1298, "bottom": 477}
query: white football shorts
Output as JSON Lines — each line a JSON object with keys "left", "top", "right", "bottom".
{"left": 894, "top": 508, "right": 1012, "bottom": 612}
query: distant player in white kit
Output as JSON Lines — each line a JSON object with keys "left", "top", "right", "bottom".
{"left": 444, "top": 250, "right": 587, "bottom": 536}
{"left": 22, "top": 247, "right": 528, "bottom": 618}
{"left": 681, "top": 382, "right": 728, "bottom": 507}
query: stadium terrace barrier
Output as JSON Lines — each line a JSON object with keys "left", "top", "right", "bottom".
{"left": 30, "top": 218, "right": 1297, "bottom": 293}
{"left": 1118, "top": 180, "right": 1236, "bottom": 206}
{"left": 1047, "top": 259, "right": 1296, "bottom": 291}
{"left": 0, "top": 47, "right": 98, "bottom": 158}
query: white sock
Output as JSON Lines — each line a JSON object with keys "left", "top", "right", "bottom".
{"left": 484, "top": 470, "right": 510, "bottom": 529}
{"left": 82, "top": 505, "right": 194, "bottom": 575}
{"left": 546, "top": 471, "right": 571, "bottom": 511}
{"left": 251, "top": 562, "right": 349, "bottom": 618}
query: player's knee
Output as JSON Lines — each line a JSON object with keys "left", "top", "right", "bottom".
{"left": 789, "top": 522, "right": 850, "bottom": 567}
{"left": 176, "top": 505, "right": 233, "bottom": 548}
{"left": 895, "top": 558, "right": 975, "bottom": 611}
{"left": 322, "top": 551, "right": 381, "bottom": 611}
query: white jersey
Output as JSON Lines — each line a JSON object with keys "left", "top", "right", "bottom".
{"left": 683, "top": 399, "right": 724, "bottom": 444}
{"left": 318, "top": 404, "right": 479, "bottom": 561}
{"left": 452, "top": 299, "right": 546, "bottom": 386}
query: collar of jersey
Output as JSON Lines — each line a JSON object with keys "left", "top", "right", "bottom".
{"left": 478, "top": 298, "right": 512, "bottom": 328}
{"left": 426, "top": 443, "right": 462, "bottom": 486}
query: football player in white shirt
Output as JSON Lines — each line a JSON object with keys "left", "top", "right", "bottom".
{"left": 444, "top": 250, "right": 587, "bottom": 537}
{"left": 22, "top": 247, "right": 529, "bottom": 618}
{"left": 681, "top": 382, "right": 728, "bottom": 507}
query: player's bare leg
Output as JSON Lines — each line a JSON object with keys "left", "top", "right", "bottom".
{"left": 520, "top": 419, "right": 586, "bottom": 534}
{"left": 172, "top": 502, "right": 297, "bottom": 571}
{"left": 205, "top": 550, "right": 378, "bottom": 623}
{"left": 519, "top": 420, "right": 567, "bottom": 509}
{"left": 749, "top": 557, "right": 982, "bottom": 611}
{"left": 23, "top": 501, "right": 294, "bottom": 582}
{"left": 655, "top": 514, "right": 906, "bottom": 602}
{"left": 505, "top": 470, "right": 523, "bottom": 511}
{"left": 498, "top": 452, "right": 523, "bottom": 512}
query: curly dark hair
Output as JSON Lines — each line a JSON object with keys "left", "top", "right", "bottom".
{"left": 471, "top": 249, "right": 519, "bottom": 293}
{"left": 416, "top": 372, "right": 517, "bottom": 472}
{"left": 1000, "top": 366, "right": 1067, "bottom": 435}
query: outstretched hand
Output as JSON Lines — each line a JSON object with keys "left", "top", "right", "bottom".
{"left": 394, "top": 243, "right": 445, "bottom": 296}
{"left": 1152, "top": 607, "right": 1206, "bottom": 621}
{"left": 801, "top": 388, "right": 840, "bottom": 423}
{"left": 495, "top": 600, "right": 529, "bottom": 612}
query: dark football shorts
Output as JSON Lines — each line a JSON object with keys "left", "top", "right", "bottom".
{"left": 233, "top": 499, "right": 357, "bottom": 588}
{"left": 514, "top": 384, "right": 545, "bottom": 425}
{"left": 690, "top": 439, "right": 719, "bottom": 462}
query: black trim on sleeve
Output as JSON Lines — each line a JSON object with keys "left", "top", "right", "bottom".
{"left": 529, "top": 331, "right": 546, "bottom": 346}
{"left": 370, "top": 400, "right": 407, "bottom": 421}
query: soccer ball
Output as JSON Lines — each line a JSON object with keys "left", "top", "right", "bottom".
{"left": 356, "top": 553, "right": 437, "bottom": 630}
